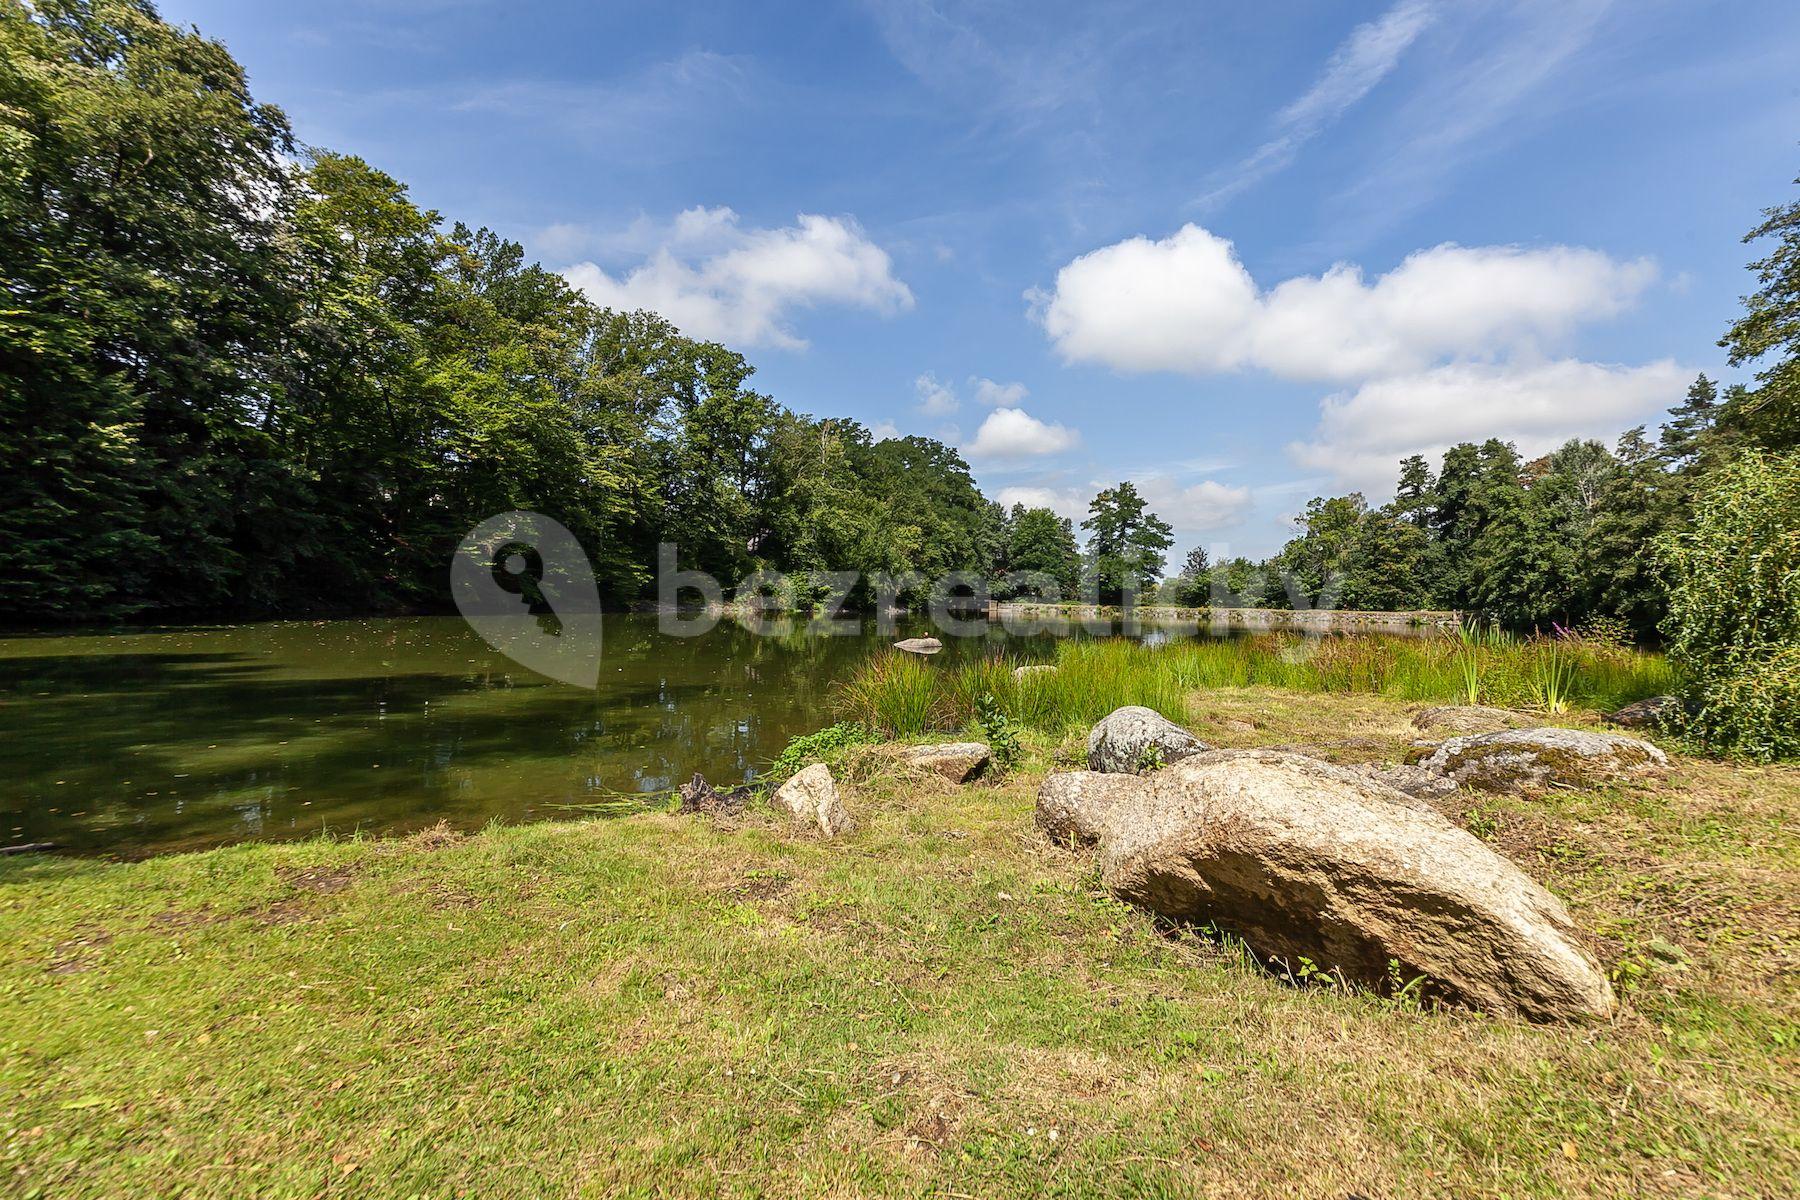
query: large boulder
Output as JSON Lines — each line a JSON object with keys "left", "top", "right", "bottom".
{"left": 1606, "top": 695, "right": 1680, "bottom": 731}
{"left": 1346, "top": 762, "right": 1458, "bottom": 804}
{"left": 1087, "top": 706, "right": 1209, "bottom": 773}
{"left": 770, "top": 763, "right": 852, "bottom": 837}
{"left": 1036, "top": 750, "right": 1616, "bottom": 1021}
{"left": 893, "top": 637, "right": 942, "bottom": 655}
{"left": 1412, "top": 705, "right": 1538, "bottom": 736}
{"left": 1417, "top": 727, "right": 1668, "bottom": 792}
{"left": 897, "top": 742, "right": 991, "bottom": 783}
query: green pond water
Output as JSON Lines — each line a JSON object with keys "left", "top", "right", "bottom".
{"left": 0, "top": 614, "right": 1199, "bottom": 856}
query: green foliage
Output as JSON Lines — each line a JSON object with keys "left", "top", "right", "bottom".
{"left": 1527, "top": 638, "right": 1580, "bottom": 715}
{"left": 0, "top": 3, "right": 1015, "bottom": 621}
{"left": 1659, "top": 450, "right": 1800, "bottom": 759}
{"left": 836, "top": 633, "right": 1671, "bottom": 738}
{"left": 765, "top": 722, "right": 874, "bottom": 781}
{"left": 972, "top": 692, "right": 1022, "bottom": 773}
{"left": 1001, "top": 505, "right": 1082, "bottom": 599}
{"left": 1081, "top": 481, "right": 1174, "bottom": 605}
{"left": 1719, "top": 173, "right": 1800, "bottom": 454}
{"left": 834, "top": 652, "right": 943, "bottom": 737}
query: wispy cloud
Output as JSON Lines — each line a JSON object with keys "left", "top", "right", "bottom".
{"left": 1197, "top": 1, "right": 1438, "bottom": 209}
{"left": 1317, "top": 0, "right": 1620, "bottom": 248}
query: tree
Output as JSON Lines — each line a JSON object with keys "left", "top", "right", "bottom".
{"left": 0, "top": 0, "right": 299, "bottom": 617}
{"left": 1392, "top": 454, "right": 1435, "bottom": 529}
{"left": 1170, "top": 546, "right": 1211, "bottom": 606}
{"left": 1719, "top": 173, "right": 1800, "bottom": 453}
{"left": 1659, "top": 374, "right": 1720, "bottom": 470}
{"left": 1004, "top": 507, "right": 1080, "bottom": 598}
{"left": 1080, "top": 482, "right": 1174, "bottom": 605}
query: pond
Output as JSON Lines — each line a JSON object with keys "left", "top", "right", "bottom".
{"left": 0, "top": 613, "right": 1211, "bottom": 856}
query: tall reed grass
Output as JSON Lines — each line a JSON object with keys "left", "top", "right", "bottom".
{"left": 835, "top": 631, "right": 1677, "bottom": 738}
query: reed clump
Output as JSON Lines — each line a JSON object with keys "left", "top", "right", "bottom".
{"left": 836, "top": 630, "right": 1676, "bottom": 737}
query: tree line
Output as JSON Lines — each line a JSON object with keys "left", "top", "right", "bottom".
{"left": 0, "top": 1, "right": 1066, "bottom": 620}
{"left": 1162, "top": 370, "right": 1791, "bottom": 635}
{"left": 1157, "top": 186, "right": 1797, "bottom": 641}
{"left": 2, "top": 0, "right": 1796, "bottom": 664}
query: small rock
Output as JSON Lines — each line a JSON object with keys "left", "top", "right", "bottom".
{"left": 1087, "top": 706, "right": 1209, "bottom": 774}
{"left": 1012, "top": 664, "right": 1057, "bottom": 681}
{"left": 1412, "top": 706, "right": 1539, "bottom": 736}
{"left": 1607, "top": 695, "right": 1680, "bottom": 731}
{"left": 898, "top": 742, "right": 991, "bottom": 783}
{"left": 894, "top": 637, "right": 943, "bottom": 655}
{"left": 770, "top": 763, "right": 852, "bottom": 837}
{"left": 1417, "top": 727, "right": 1669, "bottom": 793}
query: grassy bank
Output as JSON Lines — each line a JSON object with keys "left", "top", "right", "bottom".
{"left": 2, "top": 690, "right": 1794, "bottom": 1198}
{"left": 839, "top": 631, "right": 1677, "bottom": 738}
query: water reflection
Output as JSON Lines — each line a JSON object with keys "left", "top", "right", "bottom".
{"left": 0, "top": 612, "right": 1283, "bottom": 855}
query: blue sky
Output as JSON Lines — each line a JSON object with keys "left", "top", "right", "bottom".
{"left": 163, "top": 0, "right": 1800, "bottom": 559}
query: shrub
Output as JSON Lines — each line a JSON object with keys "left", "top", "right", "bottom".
{"left": 766, "top": 722, "right": 874, "bottom": 780}
{"left": 973, "top": 692, "right": 1022, "bottom": 773}
{"left": 1659, "top": 450, "right": 1800, "bottom": 760}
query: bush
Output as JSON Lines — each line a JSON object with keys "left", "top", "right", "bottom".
{"left": 1659, "top": 450, "right": 1800, "bottom": 760}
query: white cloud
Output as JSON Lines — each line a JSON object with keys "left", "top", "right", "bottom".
{"left": 965, "top": 408, "right": 1080, "bottom": 459}
{"left": 1200, "top": 0, "right": 1438, "bottom": 208}
{"left": 995, "top": 485, "right": 1088, "bottom": 523}
{"left": 994, "top": 475, "right": 1251, "bottom": 538}
{"left": 1136, "top": 477, "right": 1254, "bottom": 534}
{"left": 971, "top": 377, "right": 1030, "bottom": 406}
{"left": 869, "top": 419, "right": 901, "bottom": 441}
{"left": 1289, "top": 358, "right": 1689, "bottom": 494}
{"left": 1322, "top": 0, "right": 1620, "bottom": 244}
{"left": 562, "top": 208, "right": 912, "bottom": 350}
{"left": 1036, "top": 225, "right": 1656, "bottom": 382}
{"left": 914, "top": 372, "right": 958, "bottom": 416}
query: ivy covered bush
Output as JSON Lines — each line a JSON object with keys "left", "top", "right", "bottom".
{"left": 1659, "top": 450, "right": 1800, "bottom": 760}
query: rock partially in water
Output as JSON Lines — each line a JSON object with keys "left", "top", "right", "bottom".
{"left": 898, "top": 742, "right": 991, "bottom": 783}
{"left": 771, "top": 763, "right": 852, "bottom": 837}
{"left": 1037, "top": 749, "right": 1616, "bottom": 1021}
{"left": 1412, "top": 705, "right": 1539, "bottom": 736}
{"left": 1607, "top": 695, "right": 1680, "bottom": 731}
{"left": 893, "top": 637, "right": 943, "bottom": 655}
{"left": 1417, "top": 727, "right": 1668, "bottom": 793}
{"left": 1087, "top": 706, "right": 1209, "bottom": 774}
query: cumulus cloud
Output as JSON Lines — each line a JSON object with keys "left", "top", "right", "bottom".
{"left": 994, "top": 476, "right": 1251, "bottom": 538}
{"left": 964, "top": 408, "right": 1080, "bottom": 459}
{"left": 1036, "top": 225, "right": 1656, "bottom": 382}
{"left": 562, "top": 208, "right": 912, "bottom": 350}
{"left": 868, "top": 419, "right": 901, "bottom": 441}
{"left": 1136, "top": 477, "right": 1254, "bottom": 533}
{"left": 971, "top": 377, "right": 1030, "bottom": 406}
{"left": 914, "top": 372, "right": 958, "bottom": 416}
{"left": 995, "top": 485, "right": 1088, "bottom": 523}
{"left": 1289, "top": 358, "right": 1689, "bottom": 494}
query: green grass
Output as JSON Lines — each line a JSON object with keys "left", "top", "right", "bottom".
{"left": 1, "top": 689, "right": 1793, "bottom": 1198}
{"left": 839, "top": 631, "right": 1678, "bottom": 738}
